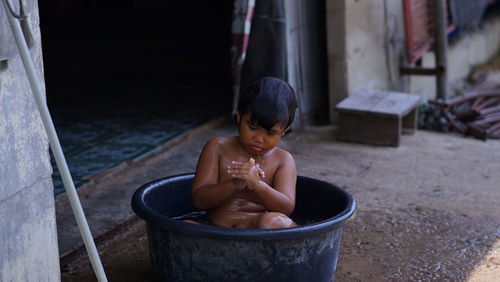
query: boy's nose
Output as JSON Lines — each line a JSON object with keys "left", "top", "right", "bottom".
{"left": 253, "top": 133, "right": 264, "bottom": 144}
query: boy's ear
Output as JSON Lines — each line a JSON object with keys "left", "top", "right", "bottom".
{"left": 283, "top": 126, "right": 292, "bottom": 136}
{"left": 235, "top": 111, "right": 241, "bottom": 123}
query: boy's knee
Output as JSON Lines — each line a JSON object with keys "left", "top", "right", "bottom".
{"left": 257, "top": 212, "right": 297, "bottom": 229}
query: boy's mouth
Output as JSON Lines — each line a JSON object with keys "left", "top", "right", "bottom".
{"left": 250, "top": 145, "right": 263, "bottom": 153}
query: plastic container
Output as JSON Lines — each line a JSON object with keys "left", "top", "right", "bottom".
{"left": 132, "top": 173, "right": 357, "bottom": 282}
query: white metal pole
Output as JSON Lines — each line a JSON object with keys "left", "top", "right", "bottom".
{"left": 2, "top": 1, "right": 108, "bottom": 281}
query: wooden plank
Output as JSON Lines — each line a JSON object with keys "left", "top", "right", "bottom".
{"left": 335, "top": 89, "right": 386, "bottom": 113}
{"left": 336, "top": 89, "right": 420, "bottom": 117}
{"left": 370, "top": 92, "right": 420, "bottom": 117}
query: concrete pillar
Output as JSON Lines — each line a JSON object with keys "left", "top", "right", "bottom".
{"left": 326, "top": 0, "right": 347, "bottom": 123}
{"left": 0, "top": 0, "right": 60, "bottom": 281}
{"left": 326, "top": 0, "right": 406, "bottom": 123}
{"left": 286, "top": 0, "right": 329, "bottom": 125}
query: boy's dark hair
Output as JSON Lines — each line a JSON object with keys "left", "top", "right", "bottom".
{"left": 238, "top": 77, "right": 297, "bottom": 131}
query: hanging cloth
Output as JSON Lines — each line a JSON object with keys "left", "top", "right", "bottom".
{"left": 230, "top": 0, "right": 255, "bottom": 114}
{"left": 239, "top": 0, "right": 287, "bottom": 103}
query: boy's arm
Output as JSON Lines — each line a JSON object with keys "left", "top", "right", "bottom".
{"left": 251, "top": 153, "right": 297, "bottom": 215}
{"left": 192, "top": 138, "right": 240, "bottom": 210}
{"left": 230, "top": 152, "right": 297, "bottom": 215}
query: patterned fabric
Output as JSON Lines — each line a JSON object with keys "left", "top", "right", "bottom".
{"left": 230, "top": 0, "right": 255, "bottom": 113}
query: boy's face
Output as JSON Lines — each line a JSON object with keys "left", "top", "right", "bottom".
{"left": 237, "top": 111, "right": 289, "bottom": 156}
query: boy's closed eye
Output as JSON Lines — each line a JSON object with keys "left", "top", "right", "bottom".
{"left": 267, "top": 130, "right": 277, "bottom": 136}
{"left": 246, "top": 122, "right": 258, "bottom": 131}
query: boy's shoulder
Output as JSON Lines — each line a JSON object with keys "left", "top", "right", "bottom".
{"left": 272, "top": 146, "right": 295, "bottom": 163}
{"left": 204, "top": 136, "right": 237, "bottom": 150}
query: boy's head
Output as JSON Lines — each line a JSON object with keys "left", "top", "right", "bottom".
{"left": 237, "top": 77, "right": 297, "bottom": 131}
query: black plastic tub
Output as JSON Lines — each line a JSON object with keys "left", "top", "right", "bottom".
{"left": 131, "top": 173, "right": 357, "bottom": 282}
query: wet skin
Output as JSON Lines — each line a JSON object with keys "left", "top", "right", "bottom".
{"left": 191, "top": 112, "right": 298, "bottom": 229}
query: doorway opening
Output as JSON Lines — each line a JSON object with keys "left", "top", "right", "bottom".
{"left": 39, "top": 0, "right": 233, "bottom": 195}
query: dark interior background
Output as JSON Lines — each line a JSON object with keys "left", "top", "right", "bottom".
{"left": 39, "top": 0, "right": 233, "bottom": 112}
{"left": 38, "top": 0, "right": 234, "bottom": 194}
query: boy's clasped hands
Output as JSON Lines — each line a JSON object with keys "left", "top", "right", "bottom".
{"left": 227, "top": 158, "right": 265, "bottom": 190}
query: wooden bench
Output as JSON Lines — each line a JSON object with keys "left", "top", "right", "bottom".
{"left": 335, "top": 89, "right": 421, "bottom": 147}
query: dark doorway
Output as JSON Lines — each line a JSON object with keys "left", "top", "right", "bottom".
{"left": 39, "top": 0, "right": 233, "bottom": 194}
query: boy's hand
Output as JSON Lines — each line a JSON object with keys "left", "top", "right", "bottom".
{"left": 228, "top": 158, "right": 263, "bottom": 189}
{"left": 256, "top": 164, "right": 266, "bottom": 179}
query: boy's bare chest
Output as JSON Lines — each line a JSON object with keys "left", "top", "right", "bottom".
{"left": 218, "top": 153, "right": 279, "bottom": 185}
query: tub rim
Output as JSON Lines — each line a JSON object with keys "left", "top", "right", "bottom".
{"left": 132, "top": 173, "right": 357, "bottom": 240}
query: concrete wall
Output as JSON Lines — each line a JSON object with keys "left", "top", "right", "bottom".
{"left": 326, "top": 0, "right": 500, "bottom": 122}
{"left": 0, "top": 1, "right": 60, "bottom": 281}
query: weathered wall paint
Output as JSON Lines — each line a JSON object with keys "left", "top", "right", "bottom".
{"left": 345, "top": 0, "right": 390, "bottom": 93}
{"left": 0, "top": 0, "right": 35, "bottom": 61}
{"left": 0, "top": 0, "right": 60, "bottom": 281}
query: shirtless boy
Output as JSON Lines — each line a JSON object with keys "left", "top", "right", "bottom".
{"left": 191, "top": 77, "right": 298, "bottom": 229}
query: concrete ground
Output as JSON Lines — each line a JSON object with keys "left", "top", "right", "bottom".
{"left": 58, "top": 118, "right": 500, "bottom": 281}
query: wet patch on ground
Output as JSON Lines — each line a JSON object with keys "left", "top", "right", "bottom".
{"left": 60, "top": 220, "right": 151, "bottom": 282}
{"left": 60, "top": 206, "right": 500, "bottom": 282}
{"left": 337, "top": 208, "right": 499, "bottom": 281}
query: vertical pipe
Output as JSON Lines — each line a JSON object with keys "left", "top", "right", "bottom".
{"left": 433, "top": 0, "right": 448, "bottom": 100}
{"left": 2, "top": 0, "right": 108, "bottom": 281}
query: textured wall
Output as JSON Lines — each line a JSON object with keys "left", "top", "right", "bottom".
{"left": 344, "top": 0, "right": 390, "bottom": 93}
{"left": 0, "top": 0, "right": 60, "bottom": 281}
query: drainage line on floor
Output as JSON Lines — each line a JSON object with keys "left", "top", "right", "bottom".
{"left": 2, "top": 0, "right": 108, "bottom": 281}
